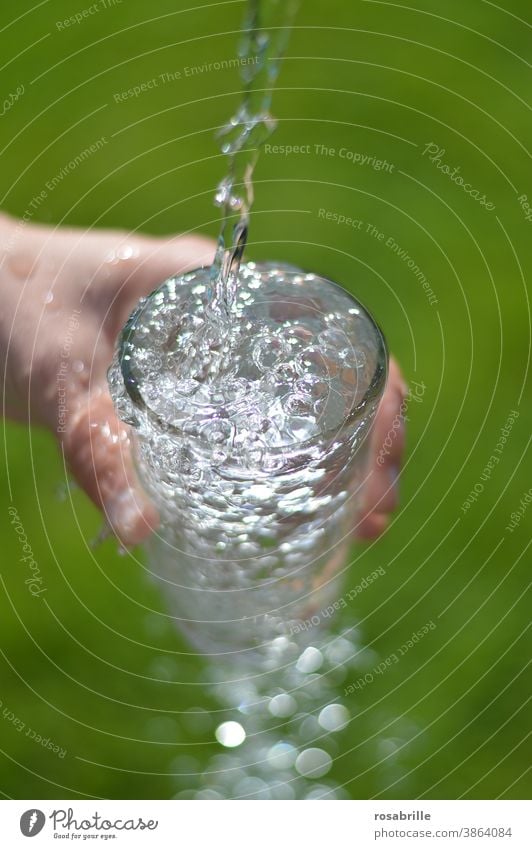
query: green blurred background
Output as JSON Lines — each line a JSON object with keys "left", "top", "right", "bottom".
{"left": 0, "top": 0, "right": 530, "bottom": 799}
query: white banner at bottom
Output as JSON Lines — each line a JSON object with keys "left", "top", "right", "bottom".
{"left": 0, "top": 799, "right": 529, "bottom": 848}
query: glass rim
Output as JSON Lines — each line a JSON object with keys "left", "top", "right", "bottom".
{"left": 117, "top": 262, "right": 388, "bottom": 454}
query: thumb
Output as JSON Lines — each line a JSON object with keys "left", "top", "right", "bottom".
{"left": 98, "top": 233, "right": 216, "bottom": 342}
{"left": 61, "top": 391, "right": 158, "bottom": 547}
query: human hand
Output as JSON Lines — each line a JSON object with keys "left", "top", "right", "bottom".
{"left": 0, "top": 213, "right": 214, "bottom": 545}
{"left": 0, "top": 213, "right": 405, "bottom": 546}
{"left": 355, "top": 358, "right": 407, "bottom": 539}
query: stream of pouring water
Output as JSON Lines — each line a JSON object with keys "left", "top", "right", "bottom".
{"left": 162, "top": 0, "right": 396, "bottom": 799}
{"left": 209, "top": 0, "right": 300, "bottom": 319}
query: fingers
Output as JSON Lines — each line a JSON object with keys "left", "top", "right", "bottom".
{"left": 355, "top": 358, "right": 407, "bottom": 540}
{"left": 355, "top": 512, "right": 390, "bottom": 540}
{"left": 61, "top": 390, "right": 159, "bottom": 547}
{"left": 61, "top": 231, "right": 214, "bottom": 544}
{"left": 92, "top": 233, "right": 216, "bottom": 341}
{"left": 128, "top": 233, "right": 216, "bottom": 299}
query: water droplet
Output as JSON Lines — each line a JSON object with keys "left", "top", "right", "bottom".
{"left": 215, "top": 721, "right": 246, "bottom": 748}
{"left": 295, "top": 747, "right": 332, "bottom": 779}
{"left": 248, "top": 483, "right": 273, "bottom": 502}
{"left": 305, "top": 784, "right": 337, "bottom": 799}
{"left": 195, "top": 788, "right": 225, "bottom": 800}
{"left": 266, "top": 742, "right": 297, "bottom": 770}
{"left": 234, "top": 777, "right": 270, "bottom": 799}
{"left": 297, "top": 714, "right": 321, "bottom": 743}
{"left": 296, "top": 646, "right": 323, "bottom": 674}
{"left": 318, "top": 704, "right": 350, "bottom": 733}
{"left": 268, "top": 693, "right": 297, "bottom": 718}
{"left": 270, "top": 780, "right": 296, "bottom": 800}
{"left": 325, "top": 636, "right": 356, "bottom": 665}
{"left": 377, "top": 738, "right": 401, "bottom": 758}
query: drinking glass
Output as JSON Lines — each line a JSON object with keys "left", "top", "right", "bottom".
{"left": 108, "top": 262, "right": 387, "bottom": 657}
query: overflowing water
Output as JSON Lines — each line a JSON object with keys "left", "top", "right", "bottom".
{"left": 108, "top": 0, "right": 391, "bottom": 798}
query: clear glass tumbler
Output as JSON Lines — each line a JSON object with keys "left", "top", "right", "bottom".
{"left": 108, "top": 262, "right": 387, "bottom": 657}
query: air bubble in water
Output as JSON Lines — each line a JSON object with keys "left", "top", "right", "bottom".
{"left": 252, "top": 333, "right": 290, "bottom": 372}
